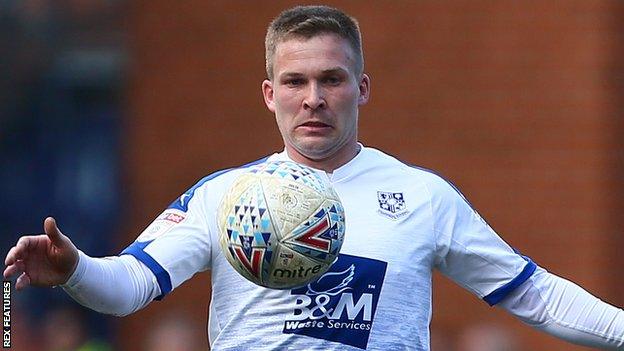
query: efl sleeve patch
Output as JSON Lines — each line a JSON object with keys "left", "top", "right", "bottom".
{"left": 135, "top": 209, "right": 187, "bottom": 242}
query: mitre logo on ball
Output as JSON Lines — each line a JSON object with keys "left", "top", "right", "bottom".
{"left": 217, "top": 160, "right": 346, "bottom": 289}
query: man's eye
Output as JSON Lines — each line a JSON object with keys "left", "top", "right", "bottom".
{"left": 285, "top": 79, "right": 304, "bottom": 86}
{"left": 324, "top": 76, "right": 342, "bottom": 85}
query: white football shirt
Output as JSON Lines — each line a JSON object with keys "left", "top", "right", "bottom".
{"left": 121, "top": 145, "right": 535, "bottom": 350}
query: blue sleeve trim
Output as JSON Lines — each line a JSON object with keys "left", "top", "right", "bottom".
{"left": 168, "top": 156, "right": 270, "bottom": 212}
{"left": 405, "top": 161, "right": 538, "bottom": 306}
{"left": 120, "top": 241, "right": 172, "bottom": 301}
{"left": 483, "top": 257, "right": 537, "bottom": 306}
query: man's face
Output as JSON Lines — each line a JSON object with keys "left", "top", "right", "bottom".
{"left": 262, "top": 34, "right": 370, "bottom": 167}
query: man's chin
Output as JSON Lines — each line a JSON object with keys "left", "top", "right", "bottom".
{"left": 292, "top": 142, "right": 336, "bottom": 161}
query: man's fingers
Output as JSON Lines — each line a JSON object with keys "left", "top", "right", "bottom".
{"left": 14, "top": 235, "right": 40, "bottom": 255}
{"left": 3, "top": 261, "right": 25, "bottom": 280}
{"left": 5, "top": 235, "right": 45, "bottom": 265}
{"left": 44, "top": 217, "right": 64, "bottom": 245}
{"left": 15, "top": 272, "right": 31, "bottom": 291}
{"left": 4, "top": 244, "right": 24, "bottom": 266}
{"left": 5, "top": 246, "right": 16, "bottom": 266}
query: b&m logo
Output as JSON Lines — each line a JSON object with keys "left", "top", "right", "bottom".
{"left": 283, "top": 254, "right": 387, "bottom": 349}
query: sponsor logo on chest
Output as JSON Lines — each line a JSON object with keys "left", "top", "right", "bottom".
{"left": 283, "top": 254, "right": 387, "bottom": 349}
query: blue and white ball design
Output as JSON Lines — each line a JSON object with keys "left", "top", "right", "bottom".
{"left": 218, "top": 161, "right": 345, "bottom": 289}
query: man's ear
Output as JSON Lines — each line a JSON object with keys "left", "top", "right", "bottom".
{"left": 262, "top": 79, "right": 276, "bottom": 112}
{"left": 358, "top": 73, "right": 371, "bottom": 106}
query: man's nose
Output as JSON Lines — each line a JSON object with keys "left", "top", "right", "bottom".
{"left": 303, "top": 82, "right": 326, "bottom": 110}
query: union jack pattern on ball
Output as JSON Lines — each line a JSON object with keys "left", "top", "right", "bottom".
{"left": 218, "top": 160, "right": 345, "bottom": 289}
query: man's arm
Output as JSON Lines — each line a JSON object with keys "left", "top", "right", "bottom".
{"left": 426, "top": 173, "right": 624, "bottom": 349}
{"left": 499, "top": 266, "right": 624, "bottom": 350}
{"left": 3, "top": 217, "right": 159, "bottom": 317}
{"left": 62, "top": 251, "right": 160, "bottom": 317}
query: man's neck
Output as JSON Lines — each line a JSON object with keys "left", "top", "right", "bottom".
{"left": 285, "top": 143, "right": 361, "bottom": 173}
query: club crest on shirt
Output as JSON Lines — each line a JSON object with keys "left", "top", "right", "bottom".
{"left": 377, "top": 191, "right": 408, "bottom": 220}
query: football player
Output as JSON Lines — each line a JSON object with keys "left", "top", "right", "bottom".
{"left": 4, "top": 5, "right": 624, "bottom": 350}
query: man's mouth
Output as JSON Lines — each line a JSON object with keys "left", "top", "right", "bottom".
{"left": 300, "top": 121, "right": 331, "bottom": 128}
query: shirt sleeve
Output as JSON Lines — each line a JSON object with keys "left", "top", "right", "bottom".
{"left": 120, "top": 178, "right": 213, "bottom": 300}
{"left": 62, "top": 251, "right": 161, "bottom": 316}
{"left": 498, "top": 266, "right": 624, "bottom": 349}
{"left": 430, "top": 175, "right": 536, "bottom": 305}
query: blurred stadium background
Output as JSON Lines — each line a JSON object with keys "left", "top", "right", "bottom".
{"left": 2, "top": 1, "right": 623, "bottom": 350}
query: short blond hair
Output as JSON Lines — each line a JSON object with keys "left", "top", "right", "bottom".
{"left": 265, "top": 5, "right": 363, "bottom": 79}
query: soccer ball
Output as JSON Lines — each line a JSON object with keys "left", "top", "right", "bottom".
{"left": 217, "top": 160, "right": 345, "bottom": 289}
